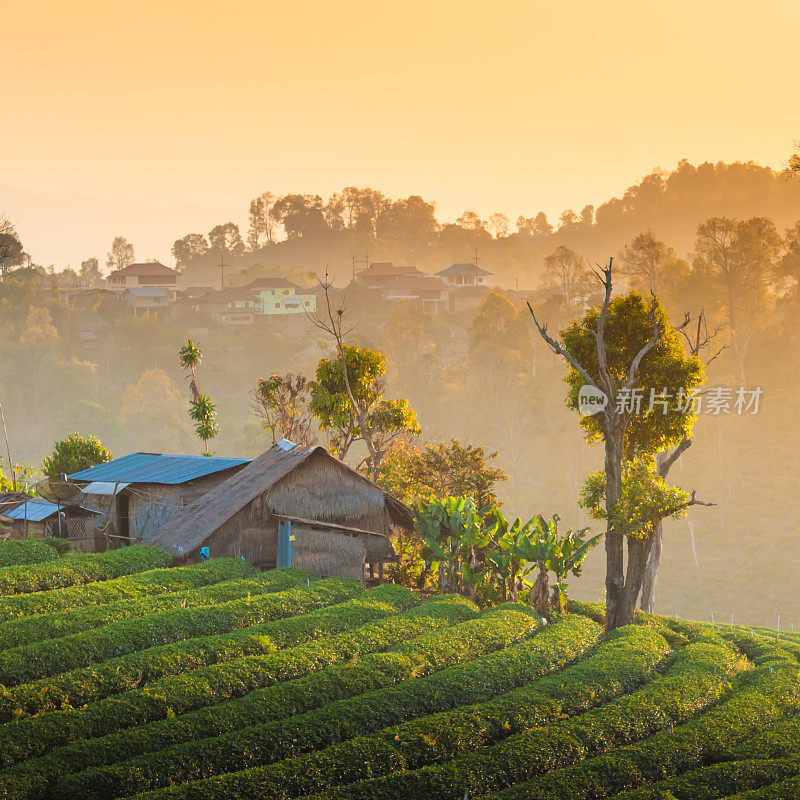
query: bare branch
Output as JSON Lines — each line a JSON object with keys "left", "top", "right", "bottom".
{"left": 526, "top": 302, "right": 597, "bottom": 389}
{"left": 657, "top": 436, "right": 692, "bottom": 478}
{"left": 595, "top": 259, "right": 614, "bottom": 396}
{"left": 660, "top": 488, "right": 716, "bottom": 519}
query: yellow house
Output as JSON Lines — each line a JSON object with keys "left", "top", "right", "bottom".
{"left": 246, "top": 277, "right": 317, "bottom": 316}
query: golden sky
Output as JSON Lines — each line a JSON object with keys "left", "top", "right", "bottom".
{"left": 2, "top": 0, "right": 800, "bottom": 266}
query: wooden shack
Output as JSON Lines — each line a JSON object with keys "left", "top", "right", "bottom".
{"left": 0, "top": 494, "right": 99, "bottom": 547}
{"left": 69, "top": 453, "right": 251, "bottom": 550}
{"left": 148, "top": 442, "right": 412, "bottom": 581}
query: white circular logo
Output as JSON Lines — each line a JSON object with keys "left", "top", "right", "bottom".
{"left": 578, "top": 384, "right": 608, "bottom": 416}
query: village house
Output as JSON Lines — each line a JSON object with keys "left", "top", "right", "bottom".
{"left": 189, "top": 287, "right": 259, "bottom": 325}
{"left": 382, "top": 275, "right": 450, "bottom": 313}
{"left": 107, "top": 261, "right": 180, "bottom": 289}
{"left": 68, "top": 453, "right": 251, "bottom": 551}
{"left": 149, "top": 441, "right": 412, "bottom": 582}
{"left": 123, "top": 286, "right": 173, "bottom": 317}
{"left": 435, "top": 262, "right": 493, "bottom": 286}
{"left": 354, "top": 262, "right": 424, "bottom": 289}
{"left": 0, "top": 492, "right": 100, "bottom": 545}
{"left": 250, "top": 277, "right": 317, "bottom": 316}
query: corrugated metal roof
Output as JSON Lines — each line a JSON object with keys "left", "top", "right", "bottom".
{"left": 82, "top": 481, "right": 131, "bottom": 495}
{"left": 69, "top": 453, "right": 251, "bottom": 485}
{"left": 3, "top": 499, "right": 60, "bottom": 521}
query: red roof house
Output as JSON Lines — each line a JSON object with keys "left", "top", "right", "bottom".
{"left": 355, "top": 262, "right": 424, "bottom": 288}
{"left": 107, "top": 262, "right": 179, "bottom": 288}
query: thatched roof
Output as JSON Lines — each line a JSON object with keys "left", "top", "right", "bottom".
{"left": 148, "top": 444, "right": 413, "bottom": 559}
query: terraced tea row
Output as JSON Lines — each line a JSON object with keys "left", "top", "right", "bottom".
{"left": 1, "top": 553, "right": 797, "bottom": 800}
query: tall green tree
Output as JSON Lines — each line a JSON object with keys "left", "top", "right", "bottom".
{"left": 310, "top": 346, "right": 419, "bottom": 476}
{"left": 529, "top": 261, "right": 705, "bottom": 630}
{"left": 42, "top": 433, "right": 111, "bottom": 480}
{"left": 308, "top": 276, "right": 420, "bottom": 478}
{"left": 377, "top": 439, "right": 507, "bottom": 508}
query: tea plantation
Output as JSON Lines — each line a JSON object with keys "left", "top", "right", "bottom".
{"left": 0, "top": 542, "right": 798, "bottom": 800}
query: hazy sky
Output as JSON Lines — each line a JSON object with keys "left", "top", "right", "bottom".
{"left": 3, "top": 0, "right": 799, "bottom": 268}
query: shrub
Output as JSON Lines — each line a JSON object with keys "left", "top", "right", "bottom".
{"left": 0, "top": 596, "right": 480, "bottom": 800}
{"left": 52, "top": 611, "right": 592, "bottom": 799}
{"left": 284, "top": 636, "right": 742, "bottom": 800}
{"left": 0, "top": 539, "right": 60, "bottom": 568}
{"left": 0, "top": 559, "right": 262, "bottom": 650}
{"left": 0, "top": 575, "right": 356, "bottom": 688}
{"left": 0, "top": 577, "right": 364, "bottom": 716}
{"left": 39, "top": 537, "right": 73, "bottom": 556}
{"left": 723, "top": 711, "right": 800, "bottom": 761}
{"left": 125, "top": 625, "right": 677, "bottom": 800}
{"left": 608, "top": 756, "right": 800, "bottom": 800}
{"left": 0, "top": 546, "right": 170, "bottom": 596}
{"left": 0, "top": 584, "right": 421, "bottom": 766}
{"left": 483, "top": 662, "right": 800, "bottom": 800}
{"left": 0, "top": 559, "right": 251, "bottom": 622}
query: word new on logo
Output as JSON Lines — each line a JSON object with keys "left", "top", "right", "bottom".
{"left": 578, "top": 385, "right": 608, "bottom": 416}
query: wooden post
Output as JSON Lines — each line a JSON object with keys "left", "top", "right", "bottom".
{"left": 277, "top": 519, "right": 293, "bottom": 568}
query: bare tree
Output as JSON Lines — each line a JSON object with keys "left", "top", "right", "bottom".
{"left": 640, "top": 310, "right": 726, "bottom": 612}
{"left": 618, "top": 229, "right": 676, "bottom": 294}
{"left": 250, "top": 374, "right": 317, "bottom": 447}
{"left": 307, "top": 272, "right": 380, "bottom": 470}
{"left": 0, "top": 216, "right": 24, "bottom": 281}
{"left": 106, "top": 236, "right": 135, "bottom": 273}
{"left": 541, "top": 245, "right": 590, "bottom": 306}
{"left": 789, "top": 141, "right": 800, "bottom": 179}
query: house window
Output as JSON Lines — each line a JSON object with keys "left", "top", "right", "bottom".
{"left": 275, "top": 302, "right": 280, "bottom": 308}
{"left": 283, "top": 289, "right": 290, "bottom": 295}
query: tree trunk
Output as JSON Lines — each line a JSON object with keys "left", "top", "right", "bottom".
{"left": 604, "top": 426, "right": 625, "bottom": 632}
{"left": 528, "top": 565, "right": 551, "bottom": 621}
{"left": 639, "top": 520, "right": 662, "bottom": 613}
{"left": 619, "top": 534, "right": 652, "bottom": 626}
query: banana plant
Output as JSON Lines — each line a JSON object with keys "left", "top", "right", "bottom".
{"left": 415, "top": 497, "right": 489, "bottom": 596}
{"left": 485, "top": 511, "right": 538, "bottom": 601}
{"left": 547, "top": 525, "right": 602, "bottom": 613}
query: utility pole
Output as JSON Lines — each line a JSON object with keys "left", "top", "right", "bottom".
{"left": 473, "top": 248, "right": 480, "bottom": 286}
{"left": 219, "top": 246, "right": 226, "bottom": 291}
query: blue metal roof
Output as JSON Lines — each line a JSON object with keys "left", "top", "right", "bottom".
{"left": 3, "top": 499, "right": 60, "bottom": 521}
{"left": 68, "top": 453, "right": 252, "bottom": 485}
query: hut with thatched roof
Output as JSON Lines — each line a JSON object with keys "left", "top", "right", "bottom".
{"left": 148, "top": 441, "right": 412, "bottom": 581}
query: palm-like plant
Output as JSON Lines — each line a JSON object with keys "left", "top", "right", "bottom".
{"left": 178, "top": 340, "right": 203, "bottom": 400}
{"left": 178, "top": 340, "right": 219, "bottom": 454}
{"left": 188, "top": 394, "right": 220, "bottom": 455}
